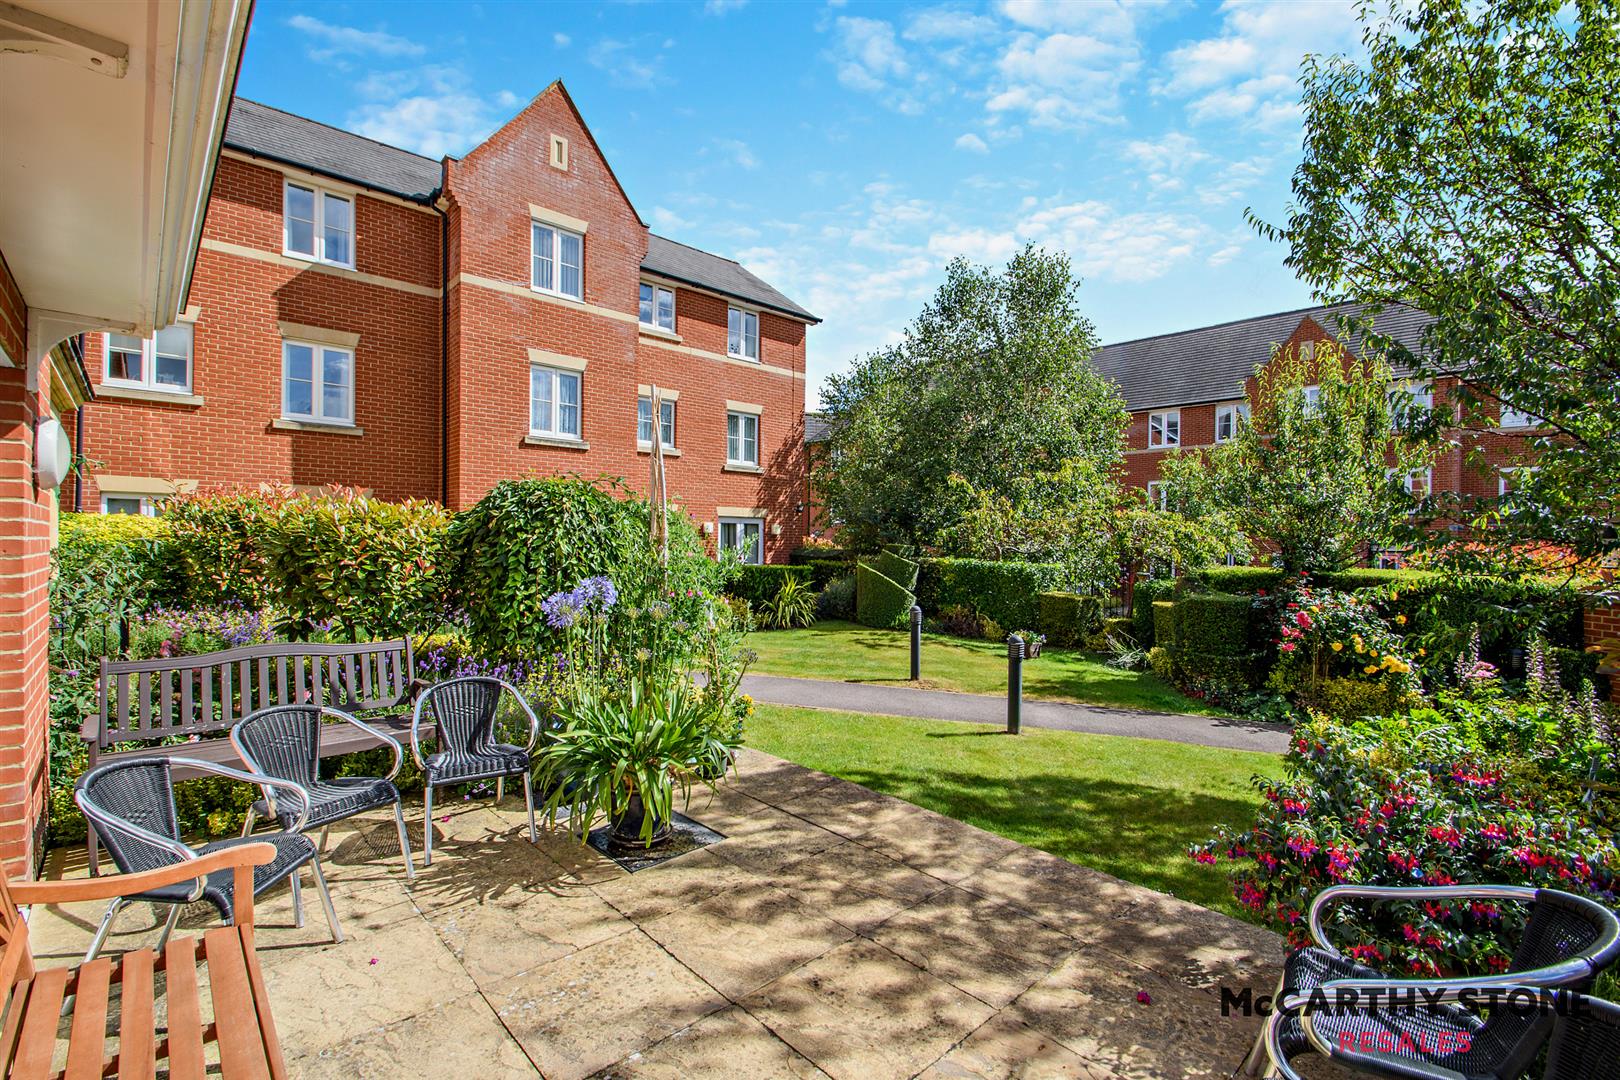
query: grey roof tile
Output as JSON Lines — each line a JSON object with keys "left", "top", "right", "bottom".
{"left": 1093, "top": 302, "right": 1436, "bottom": 412}
{"left": 225, "top": 98, "right": 444, "bottom": 202}
{"left": 804, "top": 412, "right": 831, "bottom": 443}
{"left": 643, "top": 235, "right": 818, "bottom": 323}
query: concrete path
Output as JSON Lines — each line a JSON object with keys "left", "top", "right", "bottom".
{"left": 741, "top": 673, "right": 1291, "bottom": 753}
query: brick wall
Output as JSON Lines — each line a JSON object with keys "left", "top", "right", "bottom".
{"left": 1587, "top": 600, "right": 1619, "bottom": 702}
{"left": 0, "top": 247, "right": 53, "bottom": 877}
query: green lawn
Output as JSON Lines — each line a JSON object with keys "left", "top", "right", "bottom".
{"left": 747, "top": 620, "right": 1218, "bottom": 715}
{"left": 746, "top": 703, "right": 1280, "bottom": 920}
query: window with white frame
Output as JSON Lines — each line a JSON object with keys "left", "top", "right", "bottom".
{"left": 281, "top": 340, "right": 354, "bottom": 425}
{"left": 531, "top": 222, "right": 583, "bottom": 300}
{"left": 1499, "top": 465, "right": 1541, "bottom": 496}
{"left": 718, "top": 517, "right": 763, "bottom": 564}
{"left": 1147, "top": 410, "right": 1180, "bottom": 448}
{"left": 639, "top": 283, "right": 674, "bottom": 332}
{"left": 726, "top": 411, "right": 759, "bottom": 466}
{"left": 1389, "top": 381, "right": 1432, "bottom": 431}
{"left": 104, "top": 324, "right": 193, "bottom": 393}
{"left": 727, "top": 307, "right": 759, "bottom": 361}
{"left": 283, "top": 182, "right": 354, "bottom": 268}
{"left": 102, "top": 494, "right": 156, "bottom": 516}
{"left": 530, "top": 365, "right": 582, "bottom": 439}
{"left": 1300, "top": 384, "right": 1322, "bottom": 415}
{"left": 637, "top": 396, "right": 676, "bottom": 447}
{"left": 1214, "top": 403, "right": 1249, "bottom": 443}
{"left": 1499, "top": 404, "right": 1537, "bottom": 429}
{"left": 1374, "top": 549, "right": 1406, "bottom": 570}
{"left": 1146, "top": 481, "right": 1167, "bottom": 510}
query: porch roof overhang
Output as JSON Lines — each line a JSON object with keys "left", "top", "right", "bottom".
{"left": 0, "top": 0, "right": 251, "bottom": 380}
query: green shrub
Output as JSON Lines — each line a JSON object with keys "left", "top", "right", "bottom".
{"left": 1314, "top": 675, "right": 1407, "bottom": 720}
{"left": 446, "top": 477, "right": 719, "bottom": 657}
{"left": 51, "top": 512, "right": 171, "bottom": 662}
{"left": 1178, "top": 649, "right": 1264, "bottom": 694}
{"left": 1101, "top": 616, "right": 1135, "bottom": 642}
{"left": 795, "top": 559, "right": 853, "bottom": 589}
{"left": 1147, "top": 645, "right": 1176, "bottom": 683}
{"left": 1152, "top": 600, "right": 1177, "bottom": 649}
{"left": 816, "top": 575, "right": 856, "bottom": 621}
{"left": 727, "top": 564, "right": 812, "bottom": 607}
{"left": 1174, "top": 592, "right": 1254, "bottom": 657}
{"left": 1317, "top": 568, "right": 1442, "bottom": 592}
{"left": 164, "top": 488, "right": 289, "bottom": 607}
{"left": 856, "top": 561, "right": 915, "bottom": 629}
{"left": 1037, "top": 592, "right": 1103, "bottom": 647}
{"left": 874, "top": 549, "right": 919, "bottom": 591}
{"left": 1181, "top": 566, "right": 1285, "bottom": 595}
{"left": 1131, "top": 578, "right": 1174, "bottom": 644}
{"left": 760, "top": 577, "right": 818, "bottom": 629}
{"left": 916, "top": 557, "right": 1072, "bottom": 632}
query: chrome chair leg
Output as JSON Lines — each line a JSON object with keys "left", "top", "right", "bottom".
{"left": 393, "top": 799, "right": 416, "bottom": 881}
{"left": 240, "top": 807, "right": 257, "bottom": 838}
{"left": 290, "top": 869, "right": 305, "bottom": 929}
{"left": 495, "top": 776, "right": 504, "bottom": 803}
{"left": 423, "top": 783, "right": 435, "bottom": 866}
{"left": 82, "top": 897, "right": 125, "bottom": 965}
{"left": 318, "top": 824, "right": 330, "bottom": 854}
{"left": 522, "top": 772, "right": 538, "bottom": 843}
{"left": 308, "top": 856, "right": 344, "bottom": 944}
{"left": 1240, "top": 972, "right": 1288, "bottom": 1076}
{"left": 154, "top": 903, "right": 184, "bottom": 954}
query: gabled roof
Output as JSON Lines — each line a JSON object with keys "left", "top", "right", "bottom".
{"left": 224, "top": 98, "right": 442, "bottom": 202}
{"left": 643, "top": 235, "right": 819, "bottom": 323}
{"left": 804, "top": 412, "right": 832, "bottom": 443}
{"left": 1092, "top": 302, "right": 1436, "bottom": 412}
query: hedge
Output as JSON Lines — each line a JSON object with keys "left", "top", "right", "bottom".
{"left": 1174, "top": 592, "right": 1254, "bottom": 657}
{"left": 916, "top": 557, "right": 1072, "bottom": 632}
{"left": 1152, "top": 600, "right": 1177, "bottom": 649}
{"left": 1181, "top": 566, "right": 1285, "bottom": 595}
{"left": 874, "top": 549, "right": 919, "bottom": 591}
{"left": 727, "top": 564, "right": 813, "bottom": 607}
{"left": 1101, "top": 616, "right": 1135, "bottom": 643}
{"left": 1178, "top": 649, "right": 1264, "bottom": 691}
{"left": 856, "top": 561, "right": 915, "bottom": 629}
{"left": 1038, "top": 592, "right": 1102, "bottom": 647}
{"left": 1133, "top": 579, "right": 1174, "bottom": 645}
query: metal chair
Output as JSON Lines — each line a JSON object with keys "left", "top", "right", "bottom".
{"left": 1265, "top": 987, "right": 1620, "bottom": 1079}
{"left": 74, "top": 756, "right": 342, "bottom": 964}
{"left": 233, "top": 704, "right": 415, "bottom": 881}
{"left": 1242, "top": 884, "right": 1620, "bottom": 1078}
{"left": 410, "top": 676, "right": 541, "bottom": 865}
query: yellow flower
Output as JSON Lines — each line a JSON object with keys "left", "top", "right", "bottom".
{"left": 1418, "top": 648, "right": 1426, "bottom": 657}
{"left": 1395, "top": 614, "right": 1407, "bottom": 626}
{"left": 1331, "top": 642, "right": 1343, "bottom": 652}
{"left": 1364, "top": 664, "right": 1377, "bottom": 674}
{"left": 1391, "top": 591, "right": 1399, "bottom": 601}
{"left": 1354, "top": 643, "right": 1365, "bottom": 654}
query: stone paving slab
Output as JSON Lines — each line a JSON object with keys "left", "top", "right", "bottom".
{"left": 24, "top": 746, "right": 1282, "bottom": 1079}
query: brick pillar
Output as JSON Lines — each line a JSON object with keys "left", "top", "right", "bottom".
{"left": 0, "top": 254, "right": 52, "bottom": 878}
{"left": 1586, "top": 597, "right": 1619, "bottom": 703}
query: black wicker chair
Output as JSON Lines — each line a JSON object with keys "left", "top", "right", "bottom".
{"left": 232, "top": 704, "right": 415, "bottom": 881}
{"left": 410, "top": 677, "right": 541, "bottom": 865}
{"left": 1266, "top": 987, "right": 1620, "bottom": 1079}
{"left": 74, "top": 756, "right": 341, "bottom": 964}
{"left": 1242, "top": 884, "right": 1620, "bottom": 1079}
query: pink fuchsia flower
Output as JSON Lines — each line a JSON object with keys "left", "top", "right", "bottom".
{"left": 1427, "top": 826, "right": 1463, "bottom": 848}
{"left": 1281, "top": 798, "right": 1310, "bottom": 815}
{"left": 1279, "top": 642, "right": 1297, "bottom": 653}
{"left": 1345, "top": 945, "right": 1385, "bottom": 965}
{"left": 1191, "top": 850, "right": 1218, "bottom": 865}
{"left": 1286, "top": 837, "right": 1319, "bottom": 859}
{"left": 1236, "top": 882, "right": 1267, "bottom": 910}
{"left": 1469, "top": 901, "right": 1501, "bottom": 920}
{"left": 1478, "top": 823, "right": 1509, "bottom": 843}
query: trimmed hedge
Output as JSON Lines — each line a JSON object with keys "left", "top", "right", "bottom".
{"left": 1101, "top": 616, "right": 1135, "bottom": 643}
{"left": 1132, "top": 578, "right": 1175, "bottom": 645}
{"left": 1152, "top": 600, "right": 1177, "bottom": 649}
{"left": 874, "top": 549, "right": 919, "bottom": 591}
{"left": 727, "top": 565, "right": 813, "bottom": 608}
{"left": 856, "top": 561, "right": 915, "bottom": 629}
{"left": 1178, "top": 649, "right": 1264, "bottom": 690}
{"left": 1174, "top": 592, "right": 1254, "bottom": 657}
{"left": 1181, "top": 566, "right": 1285, "bottom": 595}
{"left": 916, "top": 557, "right": 1073, "bottom": 632}
{"left": 1038, "top": 592, "right": 1103, "bottom": 647}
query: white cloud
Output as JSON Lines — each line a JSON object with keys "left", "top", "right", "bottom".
{"left": 1207, "top": 243, "right": 1244, "bottom": 267}
{"left": 996, "top": 0, "right": 1169, "bottom": 36}
{"left": 553, "top": 32, "right": 571, "bottom": 48}
{"left": 713, "top": 138, "right": 760, "bottom": 170}
{"left": 494, "top": 89, "right": 523, "bottom": 110}
{"left": 650, "top": 206, "right": 693, "bottom": 232}
{"left": 905, "top": 7, "right": 998, "bottom": 41}
{"left": 587, "top": 39, "right": 669, "bottom": 90}
{"left": 285, "top": 15, "right": 424, "bottom": 60}
{"left": 1123, "top": 131, "right": 1207, "bottom": 172}
{"left": 346, "top": 67, "right": 503, "bottom": 157}
{"left": 954, "top": 133, "right": 989, "bottom": 153}
{"left": 830, "top": 16, "right": 910, "bottom": 94}
{"left": 705, "top": 0, "right": 749, "bottom": 13}
{"left": 986, "top": 30, "right": 1139, "bottom": 129}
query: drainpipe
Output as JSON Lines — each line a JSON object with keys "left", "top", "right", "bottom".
{"left": 73, "top": 405, "right": 84, "bottom": 512}
{"left": 437, "top": 191, "right": 449, "bottom": 508}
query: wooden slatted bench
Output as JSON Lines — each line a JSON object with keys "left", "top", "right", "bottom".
{"left": 1, "top": 843, "right": 287, "bottom": 1080}
{"left": 81, "top": 638, "right": 428, "bottom": 872}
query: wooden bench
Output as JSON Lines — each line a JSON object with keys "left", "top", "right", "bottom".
{"left": 81, "top": 638, "right": 427, "bottom": 872}
{"left": 2, "top": 842, "right": 288, "bottom": 1079}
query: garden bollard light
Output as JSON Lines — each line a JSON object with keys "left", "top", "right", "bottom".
{"left": 909, "top": 605, "right": 922, "bottom": 681}
{"left": 1007, "top": 634, "right": 1024, "bottom": 734}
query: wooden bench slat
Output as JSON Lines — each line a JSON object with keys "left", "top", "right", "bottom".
{"left": 0, "top": 976, "right": 33, "bottom": 1075}
{"left": 63, "top": 956, "right": 113, "bottom": 1080}
{"left": 12, "top": 966, "right": 70, "bottom": 1080}
{"left": 162, "top": 937, "right": 206, "bottom": 1080}
{"left": 115, "top": 674, "right": 131, "bottom": 740}
{"left": 256, "top": 656, "right": 270, "bottom": 711}
{"left": 116, "top": 947, "right": 157, "bottom": 1080}
{"left": 204, "top": 927, "right": 272, "bottom": 1080}
{"left": 238, "top": 925, "right": 287, "bottom": 1080}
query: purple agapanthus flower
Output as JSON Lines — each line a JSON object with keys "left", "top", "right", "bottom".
{"left": 577, "top": 575, "right": 619, "bottom": 610}
{"left": 542, "top": 589, "right": 582, "bottom": 629}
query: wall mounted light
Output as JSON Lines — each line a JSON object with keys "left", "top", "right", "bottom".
{"left": 35, "top": 417, "right": 71, "bottom": 490}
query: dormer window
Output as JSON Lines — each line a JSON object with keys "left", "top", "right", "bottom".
{"left": 283, "top": 181, "right": 354, "bottom": 269}
{"left": 639, "top": 283, "right": 675, "bottom": 332}
{"left": 727, "top": 307, "right": 759, "bottom": 361}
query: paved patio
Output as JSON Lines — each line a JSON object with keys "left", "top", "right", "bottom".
{"left": 28, "top": 749, "right": 1289, "bottom": 1078}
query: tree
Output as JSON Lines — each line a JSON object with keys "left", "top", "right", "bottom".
{"left": 1160, "top": 342, "right": 1432, "bottom": 573}
{"left": 1257, "top": 0, "right": 1620, "bottom": 561}
{"left": 815, "top": 245, "right": 1126, "bottom": 551}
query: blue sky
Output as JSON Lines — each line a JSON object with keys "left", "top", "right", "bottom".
{"left": 238, "top": 0, "right": 1366, "bottom": 404}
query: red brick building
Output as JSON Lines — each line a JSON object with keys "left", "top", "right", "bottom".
{"left": 73, "top": 85, "right": 819, "bottom": 565}
{"left": 1093, "top": 303, "right": 1545, "bottom": 535}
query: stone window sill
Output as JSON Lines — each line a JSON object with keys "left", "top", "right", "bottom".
{"left": 95, "top": 385, "right": 205, "bottom": 407}
{"left": 638, "top": 325, "right": 682, "bottom": 344}
{"left": 524, "top": 434, "right": 590, "bottom": 450}
{"left": 636, "top": 444, "right": 681, "bottom": 456}
{"left": 272, "top": 417, "right": 364, "bottom": 437}
{"left": 723, "top": 463, "right": 763, "bottom": 475}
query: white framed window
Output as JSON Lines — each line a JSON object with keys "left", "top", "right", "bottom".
{"left": 101, "top": 494, "right": 156, "bottom": 516}
{"left": 726, "top": 410, "right": 759, "bottom": 466}
{"left": 1499, "top": 404, "right": 1537, "bottom": 429}
{"left": 530, "top": 365, "right": 582, "bottom": 439}
{"left": 531, "top": 222, "right": 583, "bottom": 300}
{"left": 281, "top": 340, "right": 354, "bottom": 425}
{"left": 1389, "top": 381, "right": 1432, "bottom": 430}
{"left": 103, "top": 324, "right": 193, "bottom": 393}
{"left": 1146, "top": 481, "right": 1167, "bottom": 510}
{"left": 1373, "top": 549, "right": 1406, "bottom": 570}
{"left": 1214, "top": 403, "right": 1249, "bottom": 443}
{"left": 718, "top": 517, "right": 763, "bottom": 564}
{"left": 639, "top": 283, "right": 675, "bottom": 332}
{"left": 637, "top": 396, "right": 676, "bottom": 447}
{"left": 1300, "top": 384, "right": 1322, "bottom": 416}
{"left": 283, "top": 182, "right": 354, "bottom": 268}
{"left": 1147, "top": 410, "right": 1180, "bottom": 448}
{"left": 1405, "top": 468, "right": 1432, "bottom": 499}
{"left": 1499, "top": 465, "right": 1540, "bottom": 496}
{"left": 727, "top": 307, "right": 759, "bottom": 361}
